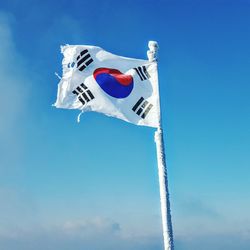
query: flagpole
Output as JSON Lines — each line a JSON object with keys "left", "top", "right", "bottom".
{"left": 147, "top": 41, "right": 174, "bottom": 250}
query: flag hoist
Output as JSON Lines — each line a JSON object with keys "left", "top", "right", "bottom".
{"left": 54, "top": 41, "right": 174, "bottom": 250}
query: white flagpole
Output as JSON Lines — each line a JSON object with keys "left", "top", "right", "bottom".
{"left": 147, "top": 41, "right": 174, "bottom": 250}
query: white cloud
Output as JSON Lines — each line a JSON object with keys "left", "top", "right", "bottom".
{"left": 1, "top": 216, "right": 250, "bottom": 250}
{"left": 1, "top": 216, "right": 249, "bottom": 250}
{"left": 62, "top": 217, "right": 121, "bottom": 235}
{"left": 0, "top": 217, "right": 162, "bottom": 250}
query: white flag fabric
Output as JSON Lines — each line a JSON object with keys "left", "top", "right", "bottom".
{"left": 54, "top": 45, "right": 160, "bottom": 128}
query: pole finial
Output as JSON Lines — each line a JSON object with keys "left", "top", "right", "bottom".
{"left": 147, "top": 41, "right": 159, "bottom": 62}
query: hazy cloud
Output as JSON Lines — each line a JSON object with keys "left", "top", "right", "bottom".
{"left": 178, "top": 196, "right": 220, "bottom": 218}
{"left": 175, "top": 231, "right": 250, "bottom": 250}
{"left": 172, "top": 196, "right": 250, "bottom": 249}
{"left": 0, "top": 187, "right": 38, "bottom": 231}
{"left": 0, "top": 11, "right": 31, "bottom": 171}
{"left": 0, "top": 11, "right": 30, "bottom": 134}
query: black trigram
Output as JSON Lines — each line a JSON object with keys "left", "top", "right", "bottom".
{"left": 132, "top": 97, "right": 153, "bottom": 119}
{"left": 134, "top": 66, "right": 150, "bottom": 81}
{"left": 72, "top": 83, "right": 95, "bottom": 106}
{"left": 76, "top": 49, "right": 94, "bottom": 71}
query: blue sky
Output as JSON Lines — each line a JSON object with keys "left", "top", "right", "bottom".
{"left": 0, "top": 0, "right": 250, "bottom": 249}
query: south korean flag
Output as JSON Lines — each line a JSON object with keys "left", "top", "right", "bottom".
{"left": 54, "top": 44, "right": 160, "bottom": 128}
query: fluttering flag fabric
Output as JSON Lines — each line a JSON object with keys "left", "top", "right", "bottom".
{"left": 54, "top": 45, "right": 160, "bottom": 128}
